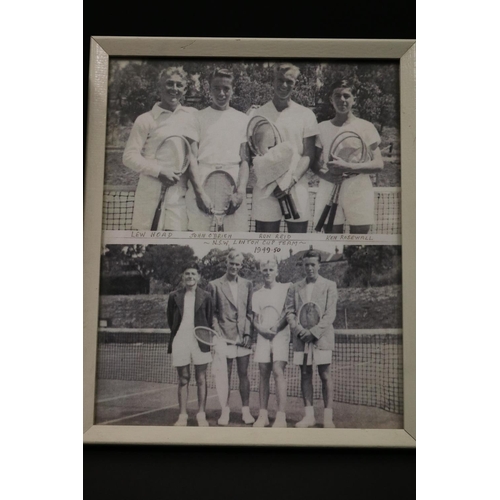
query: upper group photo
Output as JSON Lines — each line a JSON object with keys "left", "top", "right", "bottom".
{"left": 102, "top": 59, "right": 401, "bottom": 235}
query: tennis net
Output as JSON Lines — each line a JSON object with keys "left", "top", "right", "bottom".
{"left": 102, "top": 185, "right": 401, "bottom": 234}
{"left": 96, "top": 328, "right": 403, "bottom": 414}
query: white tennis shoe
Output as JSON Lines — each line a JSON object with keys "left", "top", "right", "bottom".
{"left": 218, "top": 407, "right": 230, "bottom": 426}
{"left": 174, "top": 413, "right": 188, "bottom": 426}
{"left": 253, "top": 413, "right": 270, "bottom": 427}
{"left": 272, "top": 412, "right": 287, "bottom": 428}
{"left": 242, "top": 406, "right": 255, "bottom": 424}
{"left": 295, "top": 415, "right": 316, "bottom": 428}
{"left": 196, "top": 412, "right": 209, "bottom": 427}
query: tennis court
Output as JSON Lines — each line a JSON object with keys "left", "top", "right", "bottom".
{"left": 94, "top": 328, "right": 404, "bottom": 429}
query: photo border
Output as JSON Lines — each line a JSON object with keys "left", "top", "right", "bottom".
{"left": 84, "top": 37, "right": 416, "bottom": 447}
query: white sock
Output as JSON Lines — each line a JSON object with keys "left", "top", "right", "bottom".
{"left": 178, "top": 413, "right": 188, "bottom": 419}
{"left": 197, "top": 412, "right": 206, "bottom": 418}
{"left": 305, "top": 406, "right": 314, "bottom": 418}
{"left": 324, "top": 408, "right": 333, "bottom": 420}
{"left": 259, "top": 409, "right": 268, "bottom": 417}
{"left": 242, "top": 406, "right": 251, "bottom": 415}
{"left": 275, "top": 411, "right": 286, "bottom": 419}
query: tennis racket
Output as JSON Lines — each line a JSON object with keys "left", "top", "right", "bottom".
{"left": 255, "top": 305, "right": 281, "bottom": 339}
{"left": 202, "top": 170, "right": 237, "bottom": 232}
{"left": 298, "top": 301, "right": 322, "bottom": 368}
{"left": 194, "top": 326, "right": 243, "bottom": 347}
{"left": 151, "top": 135, "right": 191, "bottom": 231}
{"left": 247, "top": 116, "right": 300, "bottom": 220}
{"left": 315, "top": 131, "right": 373, "bottom": 233}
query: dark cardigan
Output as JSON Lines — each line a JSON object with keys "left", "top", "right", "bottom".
{"left": 166, "top": 286, "right": 214, "bottom": 353}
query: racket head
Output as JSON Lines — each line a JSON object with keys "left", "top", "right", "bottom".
{"left": 328, "top": 131, "right": 373, "bottom": 164}
{"left": 194, "top": 326, "right": 220, "bottom": 346}
{"left": 247, "top": 116, "right": 282, "bottom": 156}
{"left": 257, "top": 305, "right": 280, "bottom": 330}
{"left": 155, "top": 135, "right": 191, "bottom": 175}
{"left": 298, "top": 302, "right": 322, "bottom": 329}
{"left": 203, "top": 170, "right": 237, "bottom": 215}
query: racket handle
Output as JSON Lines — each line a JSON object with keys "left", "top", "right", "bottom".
{"left": 287, "top": 193, "right": 300, "bottom": 220}
{"left": 324, "top": 202, "right": 338, "bottom": 233}
{"left": 274, "top": 186, "right": 291, "bottom": 219}
{"left": 302, "top": 343, "right": 308, "bottom": 368}
{"left": 314, "top": 203, "right": 331, "bottom": 232}
{"left": 151, "top": 185, "right": 167, "bottom": 231}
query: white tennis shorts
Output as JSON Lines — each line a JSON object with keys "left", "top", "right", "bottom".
{"left": 172, "top": 327, "right": 212, "bottom": 367}
{"left": 254, "top": 330, "right": 290, "bottom": 363}
{"left": 162, "top": 184, "right": 188, "bottom": 231}
{"left": 224, "top": 344, "right": 252, "bottom": 359}
{"left": 313, "top": 175, "right": 374, "bottom": 227}
{"left": 293, "top": 346, "right": 332, "bottom": 366}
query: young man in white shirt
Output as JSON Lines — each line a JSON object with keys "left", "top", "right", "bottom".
{"left": 185, "top": 69, "right": 250, "bottom": 232}
{"left": 250, "top": 63, "right": 319, "bottom": 234}
{"left": 252, "top": 258, "right": 291, "bottom": 428}
{"left": 312, "top": 79, "right": 384, "bottom": 234}
{"left": 166, "top": 263, "right": 214, "bottom": 427}
{"left": 122, "top": 67, "right": 201, "bottom": 231}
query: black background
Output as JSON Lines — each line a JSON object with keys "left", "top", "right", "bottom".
{"left": 84, "top": 3, "right": 416, "bottom": 498}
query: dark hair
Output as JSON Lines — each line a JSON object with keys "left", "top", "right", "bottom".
{"left": 209, "top": 68, "right": 234, "bottom": 84}
{"left": 302, "top": 250, "right": 322, "bottom": 263}
{"left": 329, "top": 78, "right": 357, "bottom": 97}
{"left": 182, "top": 262, "right": 200, "bottom": 273}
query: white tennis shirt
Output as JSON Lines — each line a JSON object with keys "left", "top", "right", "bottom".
{"left": 178, "top": 289, "right": 196, "bottom": 332}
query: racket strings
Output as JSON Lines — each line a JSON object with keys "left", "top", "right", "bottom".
{"left": 156, "top": 136, "right": 191, "bottom": 174}
{"left": 299, "top": 303, "right": 322, "bottom": 329}
{"left": 204, "top": 171, "right": 235, "bottom": 213}
{"left": 194, "top": 327, "right": 219, "bottom": 346}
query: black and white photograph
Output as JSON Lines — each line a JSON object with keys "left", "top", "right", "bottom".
{"left": 84, "top": 38, "right": 414, "bottom": 449}
{"left": 102, "top": 59, "right": 401, "bottom": 236}
{"left": 95, "top": 240, "right": 403, "bottom": 429}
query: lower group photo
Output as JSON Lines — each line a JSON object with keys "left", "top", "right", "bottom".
{"left": 94, "top": 240, "right": 403, "bottom": 430}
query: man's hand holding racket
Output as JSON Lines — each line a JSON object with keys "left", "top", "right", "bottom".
{"left": 298, "top": 329, "right": 315, "bottom": 343}
{"left": 158, "top": 168, "right": 181, "bottom": 186}
{"left": 226, "top": 190, "right": 245, "bottom": 215}
{"left": 327, "top": 155, "right": 355, "bottom": 175}
{"left": 254, "top": 321, "right": 276, "bottom": 341}
{"left": 240, "top": 334, "right": 252, "bottom": 348}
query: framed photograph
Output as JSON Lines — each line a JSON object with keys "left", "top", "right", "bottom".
{"left": 84, "top": 37, "right": 415, "bottom": 447}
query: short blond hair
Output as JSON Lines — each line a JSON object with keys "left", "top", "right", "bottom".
{"left": 158, "top": 67, "right": 188, "bottom": 85}
{"left": 273, "top": 63, "right": 300, "bottom": 79}
{"left": 227, "top": 250, "right": 243, "bottom": 262}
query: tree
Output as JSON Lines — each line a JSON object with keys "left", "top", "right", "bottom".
{"left": 101, "top": 244, "right": 197, "bottom": 293}
{"left": 343, "top": 245, "right": 401, "bottom": 287}
{"left": 198, "top": 248, "right": 260, "bottom": 287}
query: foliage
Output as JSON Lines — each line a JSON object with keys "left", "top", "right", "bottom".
{"left": 342, "top": 245, "right": 402, "bottom": 287}
{"left": 101, "top": 244, "right": 402, "bottom": 292}
{"left": 106, "top": 59, "right": 400, "bottom": 135}
{"left": 101, "top": 244, "right": 196, "bottom": 293}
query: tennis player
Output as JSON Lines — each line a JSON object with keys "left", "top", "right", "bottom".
{"left": 207, "top": 251, "right": 255, "bottom": 425}
{"left": 250, "top": 63, "right": 319, "bottom": 233}
{"left": 122, "top": 67, "right": 202, "bottom": 231}
{"left": 285, "top": 250, "right": 338, "bottom": 428}
{"left": 312, "top": 79, "right": 384, "bottom": 234}
{"left": 185, "top": 68, "right": 250, "bottom": 231}
{"left": 166, "top": 262, "right": 214, "bottom": 427}
{"left": 252, "top": 258, "right": 291, "bottom": 428}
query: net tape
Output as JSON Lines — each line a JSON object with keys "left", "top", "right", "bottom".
{"left": 97, "top": 328, "right": 403, "bottom": 414}
{"left": 102, "top": 186, "right": 401, "bottom": 234}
